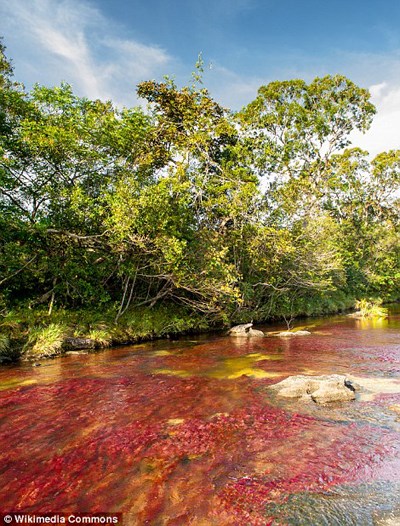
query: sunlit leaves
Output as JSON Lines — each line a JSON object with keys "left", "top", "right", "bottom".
{"left": 0, "top": 39, "right": 398, "bottom": 318}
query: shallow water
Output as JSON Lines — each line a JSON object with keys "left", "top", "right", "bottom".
{"left": 1, "top": 309, "right": 400, "bottom": 525}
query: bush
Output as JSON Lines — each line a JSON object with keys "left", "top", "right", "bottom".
{"left": 0, "top": 333, "right": 19, "bottom": 363}
{"left": 87, "top": 329, "right": 112, "bottom": 348}
{"left": 354, "top": 299, "right": 388, "bottom": 318}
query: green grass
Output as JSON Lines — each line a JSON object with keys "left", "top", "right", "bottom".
{"left": 24, "top": 323, "right": 67, "bottom": 358}
{"left": 4, "top": 293, "right": 388, "bottom": 363}
{"left": 243, "top": 290, "right": 357, "bottom": 324}
{"left": 87, "top": 329, "right": 112, "bottom": 348}
{"left": 0, "top": 303, "right": 213, "bottom": 361}
{"left": 354, "top": 299, "right": 388, "bottom": 318}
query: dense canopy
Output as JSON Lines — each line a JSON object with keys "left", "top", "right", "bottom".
{"left": 0, "top": 41, "right": 399, "bottom": 353}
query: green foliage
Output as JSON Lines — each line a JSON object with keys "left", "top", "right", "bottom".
{"left": 116, "top": 304, "right": 210, "bottom": 339}
{"left": 0, "top": 333, "right": 9, "bottom": 352}
{"left": 354, "top": 299, "right": 388, "bottom": 318}
{"left": 0, "top": 333, "right": 13, "bottom": 363}
{"left": 0, "top": 39, "right": 399, "bottom": 356}
{"left": 24, "top": 323, "right": 66, "bottom": 357}
{"left": 238, "top": 76, "right": 376, "bottom": 220}
{"left": 1, "top": 304, "right": 211, "bottom": 361}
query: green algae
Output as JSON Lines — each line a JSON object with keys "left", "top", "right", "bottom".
{"left": 152, "top": 350, "right": 174, "bottom": 357}
{"left": 0, "top": 378, "right": 38, "bottom": 390}
{"left": 153, "top": 368, "right": 194, "bottom": 378}
{"left": 153, "top": 352, "right": 284, "bottom": 380}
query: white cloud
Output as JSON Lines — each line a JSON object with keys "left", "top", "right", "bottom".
{"left": 202, "top": 62, "right": 264, "bottom": 110}
{"left": 0, "top": 0, "right": 174, "bottom": 106}
{"left": 369, "top": 82, "right": 387, "bottom": 99}
{"left": 104, "top": 38, "right": 171, "bottom": 81}
{"left": 209, "top": 59, "right": 400, "bottom": 158}
{"left": 2, "top": 0, "right": 400, "bottom": 158}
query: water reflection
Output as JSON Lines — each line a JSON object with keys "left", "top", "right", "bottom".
{"left": 355, "top": 316, "right": 390, "bottom": 330}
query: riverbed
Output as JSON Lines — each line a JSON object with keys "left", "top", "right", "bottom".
{"left": 1, "top": 309, "right": 400, "bottom": 525}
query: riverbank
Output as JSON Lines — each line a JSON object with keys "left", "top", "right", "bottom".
{"left": 0, "top": 304, "right": 214, "bottom": 363}
{"left": 0, "top": 292, "right": 371, "bottom": 363}
{"left": 2, "top": 294, "right": 397, "bottom": 364}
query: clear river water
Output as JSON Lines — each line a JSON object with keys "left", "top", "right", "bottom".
{"left": 1, "top": 308, "right": 400, "bottom": 525}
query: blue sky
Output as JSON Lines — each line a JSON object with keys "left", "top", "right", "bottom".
{"left": 1, "top": 0, "right": 400, "bottom": 155}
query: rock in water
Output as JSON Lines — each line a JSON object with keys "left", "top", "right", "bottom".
{"left": 276, "top": 330, "right": 311, "bottom": 337}
{"left": 63, "top": 337, "right": 96, "bottom": 350}
{"left": 228, "top": 323, "right": 264, "bottom": 337}
{"left": 228, "top": 323, "right": 253, "bottom": 335}
{"left": 268, "top": 374, "right": 357, "bottom": 404}
{"left": 247, "top": 328, "right": 265, "bottom": 337}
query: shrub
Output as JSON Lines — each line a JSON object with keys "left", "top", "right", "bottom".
{"left": 88, "top": 329, "right": 112, "bottom": 348}
{"left": 24, "top": 323, "right": 66, "bottom": 358}
{"left": 0, "top": 333, "right": 19, "bottom": 363}
{"left": 355, "top": 299, "right": 388, "bottom": 318}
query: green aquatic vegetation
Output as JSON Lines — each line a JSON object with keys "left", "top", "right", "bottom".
{"left": 153, "top": 352, "right": 284, "bottom": 380}
{"left": 152, "top": 350, "right": 174, "bottom": 357}
{"left": 153, "top": 368, "right": 193, "bottom": 378}
{"left": 206, "top": 353, "right": 284, "bottom": 380}
{"left": 0, "top": 378, "right": 37, "bottom": 390}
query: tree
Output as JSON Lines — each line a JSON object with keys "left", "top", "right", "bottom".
{"left": 1, "top": 40, "right": 398, "bottom": 324}
{"left": 0, "top": 67, "right": 154, "bottom": 308}
{"left": 239, "top": 75, "right": 376, "bottom": 220}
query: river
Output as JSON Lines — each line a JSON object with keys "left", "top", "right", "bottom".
{"left": 1, "top": 309, "right": 400, "bottom": 525}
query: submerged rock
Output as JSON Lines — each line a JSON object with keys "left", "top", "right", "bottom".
{"left": 347, "top": 311, "right": 364, "bottom": 318}
{"left": 268, "top": 374, "right": 357, "bottom": 404}
{"left": 377, "top": 516, "right": 400, "bottom": 526}
{"left": 228, "top": 323, "right": 264, "bottom": 337}
{"left": 346, "top": 375, "right": 400, "bottom": 401}
{"left": 276, "top": 330, "right": 311, "bottom": 337}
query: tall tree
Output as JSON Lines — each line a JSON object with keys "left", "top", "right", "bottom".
{"left": 239, "top": 75, "right": 376, "bottom": 220}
